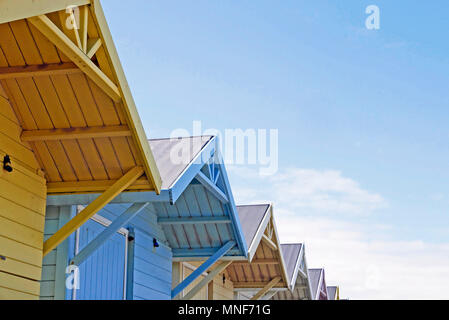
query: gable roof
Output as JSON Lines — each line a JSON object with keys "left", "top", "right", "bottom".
{"left": 226, "top": 204, "right": 291, "bottom": 295}
{"left": 309, "top": 269, "right": 323, "bottom": 300}
{"left": 271, "top": 243, "right": 313, "bottom": 300}
{"left": 0, "top": 0, "right": 162, "bottom": 194}
{"left": 48, "top": 135, "right": 248, "bottom": 259}
{"left": 237, "top": 204, "right": 270, "bottom": 249}
{"left": 281, "top": 244, "right": 302, "bottom": 284}
{"left": 327, "top": 286, "right": 338, "bottom": 300}
{"left": 149, "top": 136, "right": 213, "bottom": 189}
{"left": 149, "top": 136, "right": 247, "bottom": 259}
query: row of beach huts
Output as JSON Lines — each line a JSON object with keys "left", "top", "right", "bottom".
{"left": 0, "top": 0, "right": 340, "bottom": 300}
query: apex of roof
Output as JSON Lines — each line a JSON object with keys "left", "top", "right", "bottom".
{"left": 280, "top": 243, "right": 303, "bottom": 283}
{"left": 148, "top": 136, "right": 214, "bottom": 189}
{"left": 236, "top": 204, "right": 271, "bottom": 248}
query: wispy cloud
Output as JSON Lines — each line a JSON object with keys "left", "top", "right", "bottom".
{"left": 228, "top": 166, "right": 449, "bottom": 299}
{"left": 229, "top": 166, "right": 387, "bottom": 216}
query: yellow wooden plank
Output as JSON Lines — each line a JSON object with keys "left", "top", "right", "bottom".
{"left": 0, "top": 196, "right": 45, "bottom": 230}
{"left": 0, "top": 63, "right": 81, "bottom": 80}
{"left": 28, "top": 21, "right": 61, "bottom": 64}
{"left": 60, "top": 140, "right": 93, "bottom": 181}
{"left": 0, "top": 286, "right": 38, "bottom": 300}
{"left": 0, "top": 178, "right": 46, "bottom": 214}
{"left": 50, "top": 74, "right": 87, "bottom": 127}
{"left": 43, "top": 166, "right": 144, "bottom": 256}
{"left": 1, "top": 79, "right": 38, "bottom": 130}
{"left": 0, "top": 88, "right": 21, "bottom": 125}
{"left": 0, "top": 131, "right": 40, "bottom": 170}
{"left": 21, "top": 125, "right": 132, "bottom": 141}
{"left": 44, "top": 141, "right": 77, "bottom": 182}
{"left": 0, "top": 255, "right": 42, "bottom": 281}
{"left": 27, "top": 15, "right": 121, "bottom": 102}
{"left": 0, "top": 236, "right": 42, "bottom": 266}
{"left": 16, "top": 77, "right": 54, "bottom": 129}
{"left": 0, "top": 111, "right": 24, "bottom": 144}
{"left": 90, "top": 0, "right": 162, "bottom": 193}
{"left": 0, "top": 0, "right": 91, "bottom": 24}
{"left": 93, "top": 137, "right": 123, "bottom": 179}
{"left": 8, "top": 19, "right": 44, "bottom": 65}
{"left": 77, "top": 139, "right": 109, "bottom": 181}
{"left": 0, "top": 271, "right": 40, "bottom": 296}
{"left": 32, "top": 141, "right": 62, "bottom": 182}
{"left": 0, "top": 216, "right": 44, "bottom": 249}
{"left": 47, "top": 178, "right": 151, "bottom": 194}
{"left": 0, "top": 166, "right": 46, "bottom": 199}
{"left": 0, "top": 23, "right": 26, "bottom": 66}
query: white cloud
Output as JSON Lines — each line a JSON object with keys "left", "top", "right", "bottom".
{"left": 228, "top": 166, "right": 449, "bottom": 299}
{"left": 229, "top": 166, "right": 387, "bottom": 216}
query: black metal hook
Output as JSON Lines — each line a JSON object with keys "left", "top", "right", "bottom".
{"left": 3, "top": 155, "right": 12, "bottom": 172}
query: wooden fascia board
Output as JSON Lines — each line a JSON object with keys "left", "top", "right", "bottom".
{"left": 89, "top": 0, "right": 162, "bottom": 194}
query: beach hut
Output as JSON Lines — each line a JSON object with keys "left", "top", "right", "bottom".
{"left": 226, "top": 204, "right": 290, "bottom": 300}
{"left": 43, "top": 135, "right": 248, "bottom": 300}
{"left": 327, "top": 286, "right": 340, "bottom": 300}
{"left": 308, "top": 268, "right": 329, "bottom": 300}
{"left": 0, "top": 0, "right": 162, "bottom": 299}
{"left": 270, "top": 244, "right": 313, "bottom": 300}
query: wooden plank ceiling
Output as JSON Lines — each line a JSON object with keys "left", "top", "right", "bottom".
{"left": 0, "top": 1, "right": 161, "bottom": 195}
{"left": 227, "top": 213, "right": 288, "bottom": 289}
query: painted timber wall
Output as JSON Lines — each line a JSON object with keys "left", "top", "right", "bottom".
{"left": 40, "top": 203, "right": 172, "bottom": 300}
{"left": 210, "top": 268, "right": 234, "bottom": 300}
{"left": 177, "top": 262, "right": 234, "bottom": 300}
{"left": 0, "top": 85, "right": 47, "bottom": 300}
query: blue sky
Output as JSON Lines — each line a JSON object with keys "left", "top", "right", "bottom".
{"left": 102, "top": 1, "right": 449, "bottom": 298}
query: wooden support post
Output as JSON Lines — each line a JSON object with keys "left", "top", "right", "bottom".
{"left": 182, "top": 261, "right": 232, "bottom": 301}
{"left": 250, "top": 277, "right": 282, "bottom": 301}
{"left": 42, "top": 166, "right": 144, "bottom": 257}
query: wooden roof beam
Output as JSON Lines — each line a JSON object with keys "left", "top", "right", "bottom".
{"left": 262, "top": 234, "right": 278, "bottom": 251}
{"left": 0, "top": 62, "right": 81, "bottom": 80}
{"left": 0, "top": 0, "right": 91, "bottom": 24}
{"left": 27, "top": 14, "right": 121, "bottom": 102}
{"left": 158, "top": 216, "right": 232, "bottom": 225}
{"left": 42, "top": 166, "right": 144, "bottom": 257}
{"left": 251, "top": 277, "right": 282, "bottom": 300}
{"left": 21, "top": 125, "right": 131, "bottom": 142}
{"left": 232, "top": 259, "right": 279, "bottom": 266}
{"left": 182, "top": 261, "right": 232, "bottom": 300}
{"left": 233, "top": 280, "right": 285, "bottom": 289}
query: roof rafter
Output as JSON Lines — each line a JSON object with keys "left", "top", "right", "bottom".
{"left": 27, "top": 14, "right": 121, "bottom": 102}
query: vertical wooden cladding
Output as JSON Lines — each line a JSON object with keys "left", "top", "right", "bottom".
{"left": 211, "top": 269, "right": 234, "bottom": 300}
{"left": 0, "top": 78, "right": 46, "bottom": 299}
{"left": 0, "top": 7, "right": 159, "bottom": 193}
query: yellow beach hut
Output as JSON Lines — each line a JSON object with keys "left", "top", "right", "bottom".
{"left": 0, "top": 0, "right": 161, "bottom": 299}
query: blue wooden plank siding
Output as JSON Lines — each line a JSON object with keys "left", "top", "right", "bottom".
{"left": 131, "top": 229, "right": 172, "bottom": 300}
{"left": 40, "top": 204, "right": 172, "bottom": 300}
{"left": 74, "top": 219, "right": 127, "bottom": 300}
{"left": 40, "top": 206, "right": 73, "bottom": 300}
